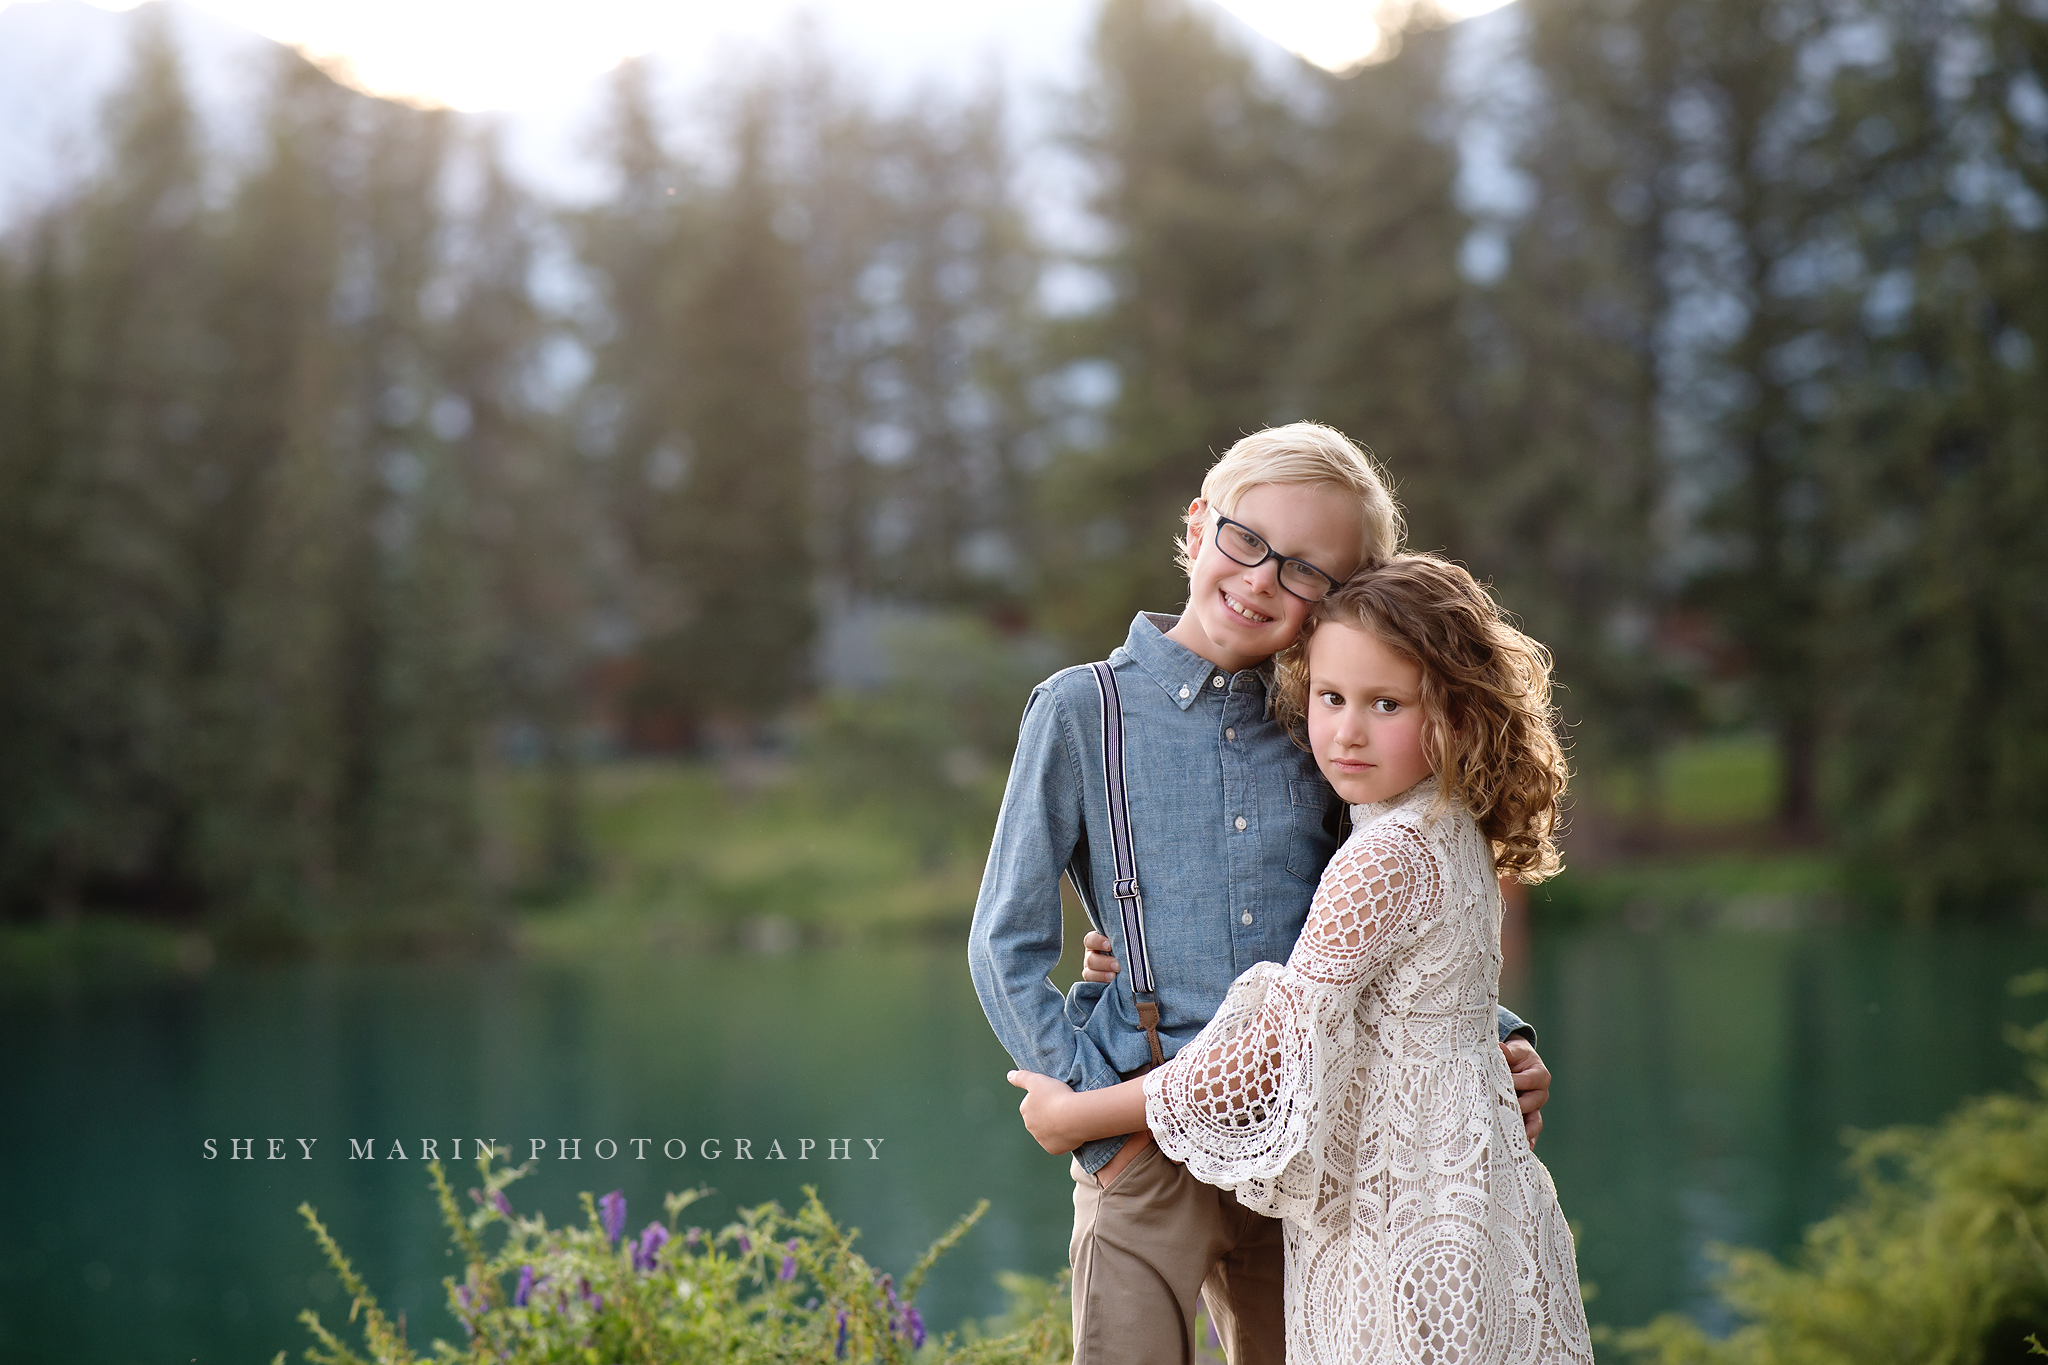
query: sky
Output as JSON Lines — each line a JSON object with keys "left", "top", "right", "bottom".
{"left": 0, "top": 0, "right": 1531, "bottom": 230}
{"left": 7, "top": 0, "right": 1515, "bottom": 113}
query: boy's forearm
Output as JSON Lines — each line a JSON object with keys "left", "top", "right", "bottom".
{"left": 969, "top": 880, "right": 1123, "bottom": 1092}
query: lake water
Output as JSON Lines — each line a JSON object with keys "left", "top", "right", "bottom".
{"left": 2, "top": 922, "right": 2043, "bottom": 1361}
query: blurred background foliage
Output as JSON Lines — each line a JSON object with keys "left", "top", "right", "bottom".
{"left": 1, "top": 0, "right": 2045, "bottom": 950}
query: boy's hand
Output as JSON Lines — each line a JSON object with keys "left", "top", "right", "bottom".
{"left": 1502, "top": 1038, "right": 1551, "bottom": 1145}
{"left": 1007, "top": 1070, "right": 1086, "bottom": 1154}
{"left": 1080, "top": 930, "right": 1121, "bottom": 983}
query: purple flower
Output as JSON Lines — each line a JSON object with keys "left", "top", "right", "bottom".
{"left": 492, "top": 1189, "right": 514, "bottom": 1218}
{"left": 456, "top": 1284, "right": 475, "bottom": 1312}
{"left": 633, "top": 1222, "right": 670, "bottom": 1273}
{"left": 834, "top": 1309, "right": 848, "bottom": 1360}
{"left": 779, "top": 1254, "right": 796, "bottom": 1281}
{"left": 684, "top": 1226, "right": 702, "bottom": 1248}
{"left": 905, "top": 1306, "right": 926, "bottom": 1349}
{"left": 513, "top": 1266, "right": 534, "bottom": 1308}
{"left": 737, "top": 1232, "right": 752, "bottom": 1255}
{"left": 599, "top": 1190, "right": 626, "bottom": 1244}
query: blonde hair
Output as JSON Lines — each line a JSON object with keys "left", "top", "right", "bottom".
{"left": 1274, "top": 554, "right": 1570, "bottom": 883}
{"left": 1174, "top": 422, "right": 1404, "bottom": 576}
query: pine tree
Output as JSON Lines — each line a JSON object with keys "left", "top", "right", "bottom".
{"left": 1813, "top": 0, "right": 2048, "bottom": 911}
{"left": 573, "top": 58, "right": 711, "bottom": 748}
{"left": 793, "top": 76, "right": 1047, "bottom": 614}
{"left": 343, "top": 96, "right": 479, "bottom": 921}
{"left": 1676, "top": 0, "right": 1832, "bottom": 831}
{"left": 443, "top": 128, "right": 591, "bottom": 892}
{"left": 1475, "top": 0, "right": 1697, "bottom": 825}
{"left": 191, "top": 49, "right": 361, "bottom": 931}
{"left": 0, "top": 222, "right": 75, "bottom": 919}
{"left": 665, "top": 90, "right": 814, "bottom": 721}
{"left": 0, "top": 9, "right": 214, "bottom": 918}
{"left": 576, "top": 62, "right": 815, "bottom": 739}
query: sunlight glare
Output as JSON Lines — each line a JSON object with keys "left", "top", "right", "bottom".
{"left": 189, "top": 0, "right": 651, "bottom": 108}
{"left": 49, "top": 0, "right": 1520, "bottom": 108}
{"left": 1212, "top": 0, "right": 1516, "bottom": 74}
{"left": 145, "top": 0, "right": 1063, "bottom": 111}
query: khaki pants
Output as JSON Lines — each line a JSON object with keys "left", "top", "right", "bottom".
{"left": 1069, "top": 1141, "right": 1287, "bottom": 1365}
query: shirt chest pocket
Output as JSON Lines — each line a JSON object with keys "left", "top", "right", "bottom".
{"left": 1284, "top": 778, "right": 1340, "bottom": 884}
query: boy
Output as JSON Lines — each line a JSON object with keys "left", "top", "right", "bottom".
{"left": 967, "top": 423, "right": 1553, "bottom": 1365}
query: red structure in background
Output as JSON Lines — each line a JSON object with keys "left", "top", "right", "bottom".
{"left": 584, "top": 655, "right": 697, "bottom": 755}
{"left": 1499, "top": 876, "right": 1532, "bottom": 1011}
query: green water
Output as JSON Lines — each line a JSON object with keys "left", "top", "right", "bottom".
{"left": 1, "top": 924, "right": 2042, "bottom": 1360}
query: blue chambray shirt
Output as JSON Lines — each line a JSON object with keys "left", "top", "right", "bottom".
{"left": 968, "top": 612, "right": 1532, "bottom": 1174}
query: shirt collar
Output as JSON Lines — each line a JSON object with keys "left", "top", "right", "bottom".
{"left": 1121, "top": 612, "right": 1265, "bottom": 711}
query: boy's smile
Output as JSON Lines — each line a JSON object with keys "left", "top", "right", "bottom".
{"left": 1221, "top": 590, "right": 1273, "bottom": 624}
{"left": 1165, "top": 482, "right": 1362, "bottom": 675}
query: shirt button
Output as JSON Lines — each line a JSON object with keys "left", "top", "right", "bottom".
{"left": 1179, "top": 685, "right": 1190, "bottom": 699}
{"left": 1241, "top": 912, "right": 1254, "bottom": 925}
{"left": 1225, "top": 728, "right": 1236, "bottom": 741}
{"left": 1234, "top": 816, "right": 1247, "bottom": 831}
{"left": 1212, "top": 675, "right": 1225, "bottom": 688}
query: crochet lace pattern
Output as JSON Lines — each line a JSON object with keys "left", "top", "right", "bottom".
{"left": 1145, "top": 779, "right": 1594, "bottom": 1365}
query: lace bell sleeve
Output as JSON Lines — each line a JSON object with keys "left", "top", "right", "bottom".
{"left": 1142, "top": 821, "right": 1444, "bottom": 1218}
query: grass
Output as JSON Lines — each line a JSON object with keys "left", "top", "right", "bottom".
{"left": 1577, "top": 733, "right": 1783, "bottom": 829}
{"left": 0, "top": 733, "right": 1853, "bottom": 972}
{"left": 516, "top": 734, "right": 1844, "bottom": 951}
{"left": 1546, "top": 733, "right": 1857, "bottom": 925}
{"left": 0, "top": 913, "right": 211, "bottom": 981}
{"left": 501, "top": 762, "right": 997, "bottom": 958}
{"left": 1533, "top": 851, "right": 1847, "bottom": 928}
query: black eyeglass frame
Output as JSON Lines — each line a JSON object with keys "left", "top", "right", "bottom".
{"left": 1209, "top": 513, "right": 1344, "bottom": 603}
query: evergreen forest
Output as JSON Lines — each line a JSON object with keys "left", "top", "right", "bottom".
{"left": 2, "top": 0, "right": 2044, "bottom": 943}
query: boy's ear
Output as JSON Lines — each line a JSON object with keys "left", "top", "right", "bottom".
{"left": 1184, "top": 498, "right": 1208, "bottom": 555}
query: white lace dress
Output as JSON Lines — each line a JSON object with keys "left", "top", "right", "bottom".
{"left": 1144, "top": 780, "right": 1593, "bottom": 1365}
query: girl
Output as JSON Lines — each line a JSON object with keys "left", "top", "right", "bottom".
{"left": 1009, "top": 554, "right": 1594, "bottom": 1365}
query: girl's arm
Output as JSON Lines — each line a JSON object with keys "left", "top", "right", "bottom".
{"left": 1007, "top": 1071, "right": 1147, "bottom": 1154}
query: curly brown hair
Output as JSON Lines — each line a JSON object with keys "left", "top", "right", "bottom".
{"left": 1273, "top": 554, "right": 1569, "bottom": 882}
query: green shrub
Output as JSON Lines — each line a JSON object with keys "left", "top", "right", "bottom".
{"left": 286, "top": 1155, "right": 1070, "bottom": 1364}
{"left": 1616, "top": 971, "right": 2048, "bottom": 1365}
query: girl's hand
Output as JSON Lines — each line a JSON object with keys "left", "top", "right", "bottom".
{"left": 1006, "top": 1070, "right": 1084, "bottom": 1154}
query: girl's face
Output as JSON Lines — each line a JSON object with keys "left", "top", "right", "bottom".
{"left": 1304, "top": 619, "right": 1435, "bottom": 806}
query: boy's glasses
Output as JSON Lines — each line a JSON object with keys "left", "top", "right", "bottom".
{"left": 1210, "top": 514, "right": 1343, "bottom": 603}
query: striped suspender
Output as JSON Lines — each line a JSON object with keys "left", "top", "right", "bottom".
{"left": 1089, "top": 662, "right": 1165, "bottom": 1068}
